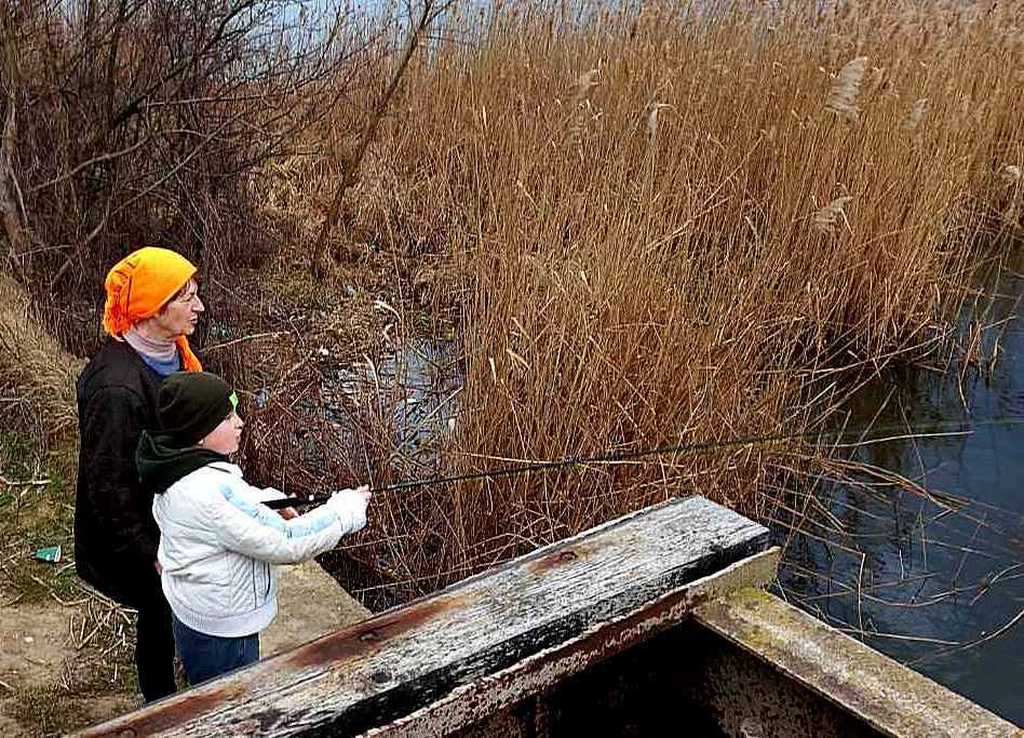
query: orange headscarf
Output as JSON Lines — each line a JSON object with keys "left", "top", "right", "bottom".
{"left": 102, "top": 247, "right": 203, "bottom": 372}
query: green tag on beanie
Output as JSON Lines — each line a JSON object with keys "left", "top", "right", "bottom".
{"left": 229, "top": 391, "right": 238, "bottom": 410}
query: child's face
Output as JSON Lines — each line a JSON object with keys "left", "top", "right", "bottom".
{"left": 200, "top": 410, "right": 244, "bottom": 455}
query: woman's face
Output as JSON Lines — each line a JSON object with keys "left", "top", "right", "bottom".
{"left": 151, "top": 279, "right": 204, "bottom": 339}
{"left": 200, "top": 410, "right": 244, "bottom": 455}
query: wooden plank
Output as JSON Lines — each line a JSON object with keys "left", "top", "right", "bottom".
{"left": 694, "top": 588, "right": 1021, "bottom": 738}
{"left": 365, "top": 547, "right": 781, "bottom": 737}
{"left": 76, "top": 497, "right": 769, "bottom": 738}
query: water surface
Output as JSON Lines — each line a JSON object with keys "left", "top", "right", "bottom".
{"left": 778, "top": 259, "right": 1024, "bottom": 724}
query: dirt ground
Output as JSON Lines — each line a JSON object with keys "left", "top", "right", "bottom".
{"left": 0, "top": 592, "right": 138, "bottom": 737}
{"left": 0, "top": 603, "right": 137, "bottom": 737}
{"left": 0, "top": 561, "right": 369, "bottom": 736}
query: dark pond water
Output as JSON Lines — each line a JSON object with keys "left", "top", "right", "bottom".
{"left": 777, "top": 257, "right": 1024, "bottom": 725}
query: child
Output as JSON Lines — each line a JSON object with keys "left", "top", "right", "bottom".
{"left": 138, "top": 371, "right": 370, "bottom": 687}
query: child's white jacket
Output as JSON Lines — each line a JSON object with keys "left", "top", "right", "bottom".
{"left": 152, "top": 461, "right": 364, "bottom": 638}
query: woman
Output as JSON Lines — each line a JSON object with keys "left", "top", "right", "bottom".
{"left": 74, "top": 246, "right": 205, "bottom": 702}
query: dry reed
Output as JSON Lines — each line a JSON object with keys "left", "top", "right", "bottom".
{"left": 295, "top": 0, "right": 1024, "bottom": 607}
{"left": 0, "top": 273, "right": 84, "bottom": 438}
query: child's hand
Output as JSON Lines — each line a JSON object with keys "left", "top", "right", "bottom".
{"left": 326, "top": 485, "right": 372, "bottom": 532}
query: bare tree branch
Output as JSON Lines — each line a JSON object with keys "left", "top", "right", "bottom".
{"left": 1, "top": 0, "right": 382, "bottom": 352}
{"left": 311, "top": 0, "right": 458, "bottom": 277}
{"left": 0, "top": 19, "right": 31, "bottom": 281}
{"left": 28, "top": 138, "right": 149, "bottom": 195}
{"left": 108, "top": 114, "right": 241, "bottom": 220}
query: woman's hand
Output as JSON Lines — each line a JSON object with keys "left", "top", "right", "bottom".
{"left": 277, "top": 506, "right": 299, "bottom": 520}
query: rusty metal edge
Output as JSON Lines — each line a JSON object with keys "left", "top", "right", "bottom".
{"left": 359, "top": 547, "right": 781, "bottom": 737}
{"left": 694, "top": 588, "right": 1023, "bottom": 738}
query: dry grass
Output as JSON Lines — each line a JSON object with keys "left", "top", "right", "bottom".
{"left": 0, "top": 273, "right": 84, "bottom": 439}
{"left": 279, "top": 0, "right": 1024, "bottom": 606}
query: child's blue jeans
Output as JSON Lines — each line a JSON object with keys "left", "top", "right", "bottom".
{"left": 170, "top": 612, "right": 259, "bottom": 686}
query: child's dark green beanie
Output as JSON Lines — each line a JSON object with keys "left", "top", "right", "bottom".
{"left": 158, "top": 372, "right": 237, "bottom": 447}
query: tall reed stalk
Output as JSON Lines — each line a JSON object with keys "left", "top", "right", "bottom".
{"left": 295, "top": 0, "right": 1024, "bottom": 606}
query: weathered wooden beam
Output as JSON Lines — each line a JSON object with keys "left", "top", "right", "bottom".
{"left": 76, "top": 496, "right": 769, "bottom": 738}
{"left": 366, "top": 547, "right": 781, "bottom": 738}
{"left": 694, "top": 588, "right": 1021, "bottom": 738}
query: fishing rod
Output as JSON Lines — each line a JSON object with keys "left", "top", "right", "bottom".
{"left": 261, "top": 415, "right": 1024, "bottom": 510}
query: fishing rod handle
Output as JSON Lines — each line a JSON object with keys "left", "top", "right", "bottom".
{"left": 263, "top": 486, "right": 381, "bottom": 510}
{"left": 263, "top": 495, "right": 321, "bottom": 510}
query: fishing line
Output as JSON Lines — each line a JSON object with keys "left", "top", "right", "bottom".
{"left": 262, "top": 415, "right": 1024, "bottom": 510}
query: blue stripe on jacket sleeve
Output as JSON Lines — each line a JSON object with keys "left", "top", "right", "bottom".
{"left": 220, "top": 485, "right": 337, "bottom": 539}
